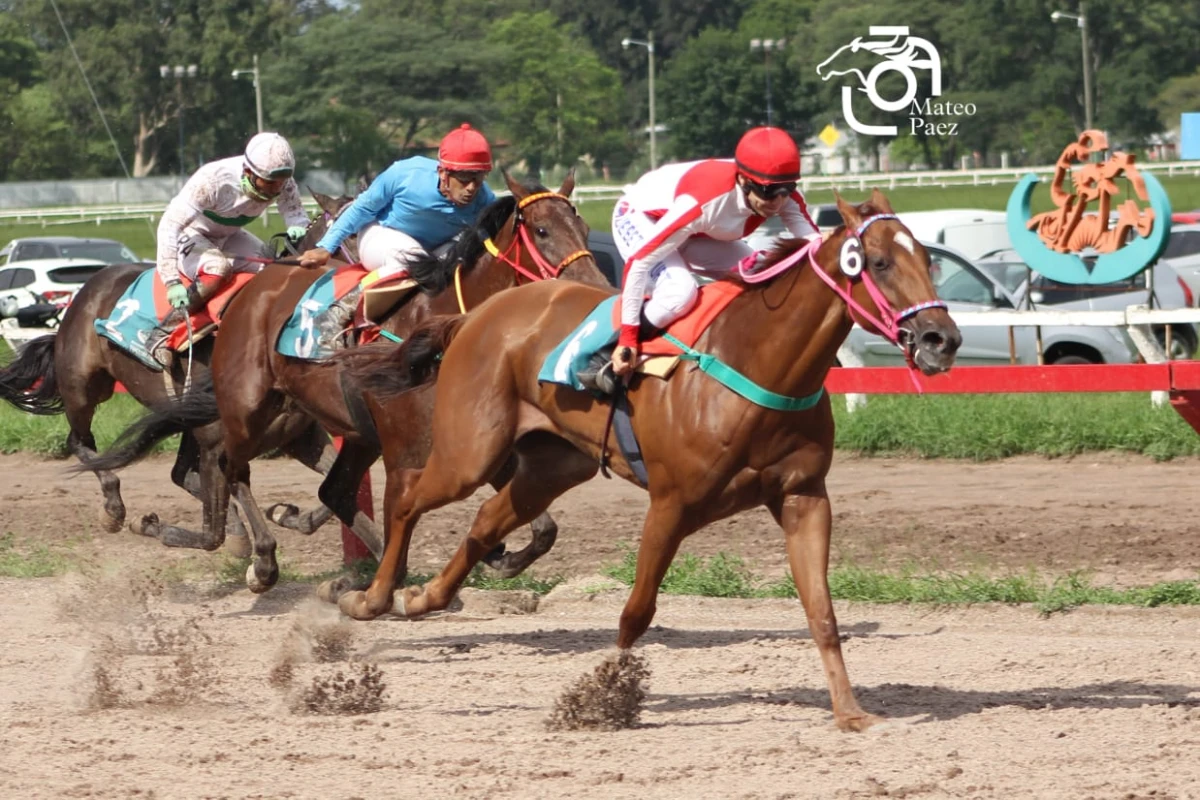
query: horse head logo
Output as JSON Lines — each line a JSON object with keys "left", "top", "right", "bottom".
{"left": 816, "top": 26, "right": 942, "bottom": 136}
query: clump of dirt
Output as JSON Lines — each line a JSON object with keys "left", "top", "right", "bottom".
{"left": 546, "top": 650, "right": 650, "bottom": 731}
{"left": 268, "top": 660, "right": 295, "bottom": 688}
{"left": 294, "top": 663, "right": 385, "bottom": 715}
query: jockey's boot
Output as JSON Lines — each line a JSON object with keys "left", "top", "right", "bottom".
{"left": 577, "top": 317, "right": 664, "bottom": 396}
{"left": 145, "top": 308, "right": 187, "bottom": 368}
{"left": 314, "top": 286, "right": 362, "bottom": 353}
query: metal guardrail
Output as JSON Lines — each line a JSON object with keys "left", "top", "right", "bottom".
{"left": 5, "top": 160, "right": 1196, "bottom": 226}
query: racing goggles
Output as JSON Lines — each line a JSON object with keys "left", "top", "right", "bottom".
{"left": 745, "top": 179, "right": 797, "bottom": 200}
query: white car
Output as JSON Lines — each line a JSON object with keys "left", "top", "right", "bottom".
{"left": 0, "top": 258, "right": 111, "bottom": 318}
{"left": 843, "top": 243, "right": 1139, "bottom": 366}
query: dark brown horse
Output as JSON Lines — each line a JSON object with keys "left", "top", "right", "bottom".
{"left": 0, "top": 192, "right": 350, "bottom": 555}
{"left": 334, "top": 191, "right": 961, "bottom": 731}
{"left": 87, "top": 173, "right": 611, "bottom": 594}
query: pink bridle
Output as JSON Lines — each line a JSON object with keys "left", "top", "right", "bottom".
{"left": 738, "top": 213, "right": 946, "bottom": 347}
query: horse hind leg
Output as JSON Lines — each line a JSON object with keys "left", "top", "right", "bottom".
{"left": 477, "top": 453, "right": 559, "bottom": 579}
{"left": 398, "top": 434, "right": 597, "bottom": 619}
{"left": 65, "top": 407, "right": 125, "bottom": 534}
{"left": 267, "top": 422, "right": 345, "bottom": 535}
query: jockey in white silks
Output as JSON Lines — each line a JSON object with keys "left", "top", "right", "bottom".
{"left": 148, "top": 131, "right": 309, "bottom": 365}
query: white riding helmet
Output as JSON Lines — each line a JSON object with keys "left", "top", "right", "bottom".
{"left": 244, "top": 132, "right": 295, "bottom": 178}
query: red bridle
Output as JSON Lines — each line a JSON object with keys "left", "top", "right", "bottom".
{"left": 482, "top": 191, "right": 593, "bottom": 282}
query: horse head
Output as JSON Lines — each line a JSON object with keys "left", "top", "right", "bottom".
{"left": 301, "top": 188, "right": 358, "bottom": 260}
{"left": 823, "top": 189, "right": 960, "bottom": 375}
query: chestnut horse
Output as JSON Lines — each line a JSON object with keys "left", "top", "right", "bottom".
{"left": 335, "top": 191, "right": 961, "bottom": 731}
{"left": 87, "top": 173, "right": 611, "bottom": 593}
{"left": 0, "top": 192, "right": 350, "bottom": 552}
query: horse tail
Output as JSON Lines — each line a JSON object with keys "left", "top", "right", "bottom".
{"left": 0, "top": 335, "right": 63, "bottom": 415}
{"left": 78, "top": 372, "right": 220, "bottom": 473}
{"left": 336, "top": 313, "right": 467, "bottom": 401}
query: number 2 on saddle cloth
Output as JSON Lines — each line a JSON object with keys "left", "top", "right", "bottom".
{"left": 152, "top": 271, "right": 257, "bottom": 350}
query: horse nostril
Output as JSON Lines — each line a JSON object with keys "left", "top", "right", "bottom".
{"left": 920, "top": 328, "right": 956, "bottom": 355}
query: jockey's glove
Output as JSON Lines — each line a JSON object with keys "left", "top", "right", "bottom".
{"left": 166, "top": 282, "right": 190, "bottom": 309}
{"left": 286, "top": 225, "right": 307, "bottom": 242}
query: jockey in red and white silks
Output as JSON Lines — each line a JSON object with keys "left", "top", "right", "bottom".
{"left": 612, "top": 127, "right": 821, "bottom": 376}
{"left": 155, "top": 132, "right": 308, "bottom": 303}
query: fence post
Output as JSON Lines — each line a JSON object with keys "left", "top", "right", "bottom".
{"left": 333, "top": 436, "right": 374, "bottom": 564}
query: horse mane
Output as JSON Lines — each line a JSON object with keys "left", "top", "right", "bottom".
{"left": 728, "top": 199, "right": 887, "bottom": 285}
{"left": 405, "top": 181, "right": 549, "bottom": 295}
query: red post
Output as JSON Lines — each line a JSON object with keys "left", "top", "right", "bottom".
{"left": 333, "top": 436, "right": 374, "bottom": 564}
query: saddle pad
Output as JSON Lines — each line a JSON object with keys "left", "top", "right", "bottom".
{"left": 93, "top": 270, "right": 251, "bottom": 371}
{"left": 537, "top": 280, "right": 745, "bottom": 390}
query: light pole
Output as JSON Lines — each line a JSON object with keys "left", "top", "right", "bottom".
{"left": 160, "top": 64, "right": 198, "bottom": 176}
{"left": 622, "top": 33, "right": 657, "bottom": 170}
{"left": 232, "top": 54, "right": 264, "bottom": 134}
{"left": 749, "top": 38, "right": 786, "bottom": 127}
{"left": 1051, "top": 4, "right": 1093, "bottom": 131}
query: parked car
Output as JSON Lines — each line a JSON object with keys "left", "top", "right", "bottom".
{"left": 844, "top": 243, "right": 1139, "bottom": 366}
{"left": 588, "top": 230, "right": 623, "bottom": 287}
{"left": 0, "top": 258, "right": 112, "bottom": 313}
{"left": 894, "top": 208, "right": 1011, "bottom": 261}
{"left": 0, "top": 236, "right": 140, "bottom": 265}
{"left": 978, "top": 248, "right": 1198, "bottom": 360}
{"left": 1158, "top": 223, "right": 1200, "bottom": 304}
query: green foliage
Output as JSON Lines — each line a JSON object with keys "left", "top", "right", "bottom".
{"left": 0, "top": 393, "right": 177, "bottom": 457}
{"left": 0, "top": 533, "right": 70, "bottom": 577}
{"left": 604, "top": 548, "right": 762, "bottom": 597}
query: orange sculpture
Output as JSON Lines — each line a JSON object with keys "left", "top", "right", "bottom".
{"left": 1028, "top": 130, "right": 1156, "bottom": 254}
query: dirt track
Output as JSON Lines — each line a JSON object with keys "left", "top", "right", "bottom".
{"left": 1, "top": 452, "right": 1199, "bottom": 798}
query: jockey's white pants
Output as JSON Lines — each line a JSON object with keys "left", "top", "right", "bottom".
{"left": 176, "top": 229, "right": 270, "bottom": 282}
{"left": 611, "top": 202, "right": 754, "bottom": 329}
{"left": 357, "top": 223, "right": 426, "bottom": 285}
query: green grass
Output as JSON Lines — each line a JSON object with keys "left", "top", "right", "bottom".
{"left": 828, "top": 393, "right": 1200, "bottom": 460}
{"left": 0, "top": 532, "right": 72, "bottom": 577}
{"left": 603, "top": 549, "right": 1200, "bottom": 615}
{"left": 0, "top": 391, "right": 177, "bottom": 457}
{"left": 572, "top": 174, "right": 1200, "bottom": 233}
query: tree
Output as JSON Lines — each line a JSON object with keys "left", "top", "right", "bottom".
{"left": 1153, "top": 69, "right": 1200, "bottom": 132}
{"left": 483, "top": 11, "right": 625, "bottom": 177}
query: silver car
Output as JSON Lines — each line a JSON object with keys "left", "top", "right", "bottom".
{"left": 843, "top": 243, "right": 1138, "bottom": 366}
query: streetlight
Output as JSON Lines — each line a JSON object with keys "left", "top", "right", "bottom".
{"left": 622, "top": 33, "right": 657, "bottom": 170}
{"left": 1051, "top": 4, "right": 1093, "bottom": 131}
{"left": 160, "top": 64, "right": 198, "bottom": 177}
{"left": 232, "top": 54, "right": 264, "bottom": 134}
{"left": 749, "top": 38, "right": 786, "bottom": 127}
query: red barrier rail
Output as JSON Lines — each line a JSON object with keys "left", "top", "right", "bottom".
{"left": 825, "top": 363, "right": 1200, "bottom": 436}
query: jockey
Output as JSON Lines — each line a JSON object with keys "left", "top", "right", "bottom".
{"left": 298, "top": 123, "right": 497, "bottom": 348}
{"left": 149, "top": 131, "right": 309, "bottom": 365}
{"left": 608, "top": 126, "right": 821, "bottom": 379}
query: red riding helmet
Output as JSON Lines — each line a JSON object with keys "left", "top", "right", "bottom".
{"left": 438, "top": 124, "right": 493, "bottom": 172}
{"left": 735, "top": 126, "right": 801, "bottom": 184}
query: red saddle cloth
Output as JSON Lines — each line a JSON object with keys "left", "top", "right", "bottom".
{"left": 612, "top": 280, "right": 745, "bottom": 356}
{"left": 151, "top": 272, "right": 255, "bottom": 351}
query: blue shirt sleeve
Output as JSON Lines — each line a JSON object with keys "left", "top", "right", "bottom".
{"left": 316, "top": 164, "right": 404, "bottom": 253}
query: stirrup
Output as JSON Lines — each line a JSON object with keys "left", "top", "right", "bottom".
{"left": 577, "top": 350, "right": 618, "bottom": 396}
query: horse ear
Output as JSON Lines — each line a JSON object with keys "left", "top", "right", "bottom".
{"left": 309, "top": 188, "right": 339, "bottom": 215}
{"left": 869, "top": 187, "right": 894, "bottom": 214}
{"left": 558, "top": 168, "right": 576, "bottom": 199}
{"left": 503, "top": 169, "right": 528, "bottom": 200}
{"left": 835, "top": 190, "right": 861, "bottom": 228}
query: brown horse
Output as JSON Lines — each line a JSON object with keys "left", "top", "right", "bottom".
{"left": 87, "top": 173, "right": 611, "bottom": 594}
{"left": 334, "top": 191, "right": 961, "bottom": 731}
{"left": 0, "top": 192, "right": 350, "bottom": 553}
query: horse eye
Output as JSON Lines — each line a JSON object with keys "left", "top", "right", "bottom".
{"left": 536, "top": 227, "right": 548, "bottom": 237}
{"left": 871, "top": 256, "right": 889, "bottom": 271}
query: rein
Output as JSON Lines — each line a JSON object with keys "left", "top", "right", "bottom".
{"left": 482, "top": 192, "right": 592, "bottom": 283}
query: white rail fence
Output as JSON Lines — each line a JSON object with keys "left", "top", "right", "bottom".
{"left": 2, "top": 160, "right": 1197, "bottom": 226}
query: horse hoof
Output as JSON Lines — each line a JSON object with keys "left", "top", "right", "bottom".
{"left": 837, "top": 712, "right": 886, "bottom": 733}
{"left": 224, "top": 534, "right": 252, "bottom": 559}
{"left": 100, "top": 509, "right": 125, "bottom": 534}
{"left": 245, "top": 563, "right": 274, "bottom": 594}
{"left": 267, "top": 503, "right": 297, "bottom": 526}
{"left": 129, "top": 513, "right": 158, "bottom": 537}
{"left": 318, "top": 576, "right": 356, "bottom": 604}
{"left": 338, "top": 590, "right": 386, "bottom": 620}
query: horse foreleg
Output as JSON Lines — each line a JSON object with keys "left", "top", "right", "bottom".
{"left": 398, "top": 440, "right": 595, "bottom": 618}
{"left": 267, "top": 421, "right": 341, "bottom": 534}
{"left": 226, "top": 463, "right": 280, "bottom": 594}
{"left": 771, "top": 491, "right": 881, "bottom": 732}
{"left": 131, "top": 442, "right": 232, "bottom": 551}
{"left": 314, "top": 440, "right": 383, "bottom": 557}
{"left": 478, "top": 453, "right": 560, "bottom": 578}
{"left": 165, "top": 431, "right": 251, "bottom": 554}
